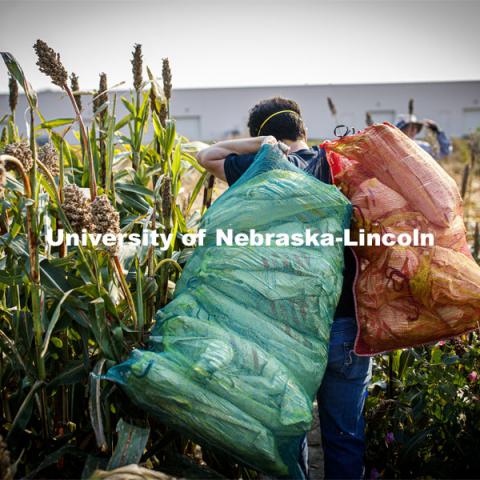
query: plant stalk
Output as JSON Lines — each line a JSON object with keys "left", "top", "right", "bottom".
{"left": 64, "top": 84, "right": 97, "bottom": 200}
{"left": 112, "top": 255, "right": 138, "bottom": 331}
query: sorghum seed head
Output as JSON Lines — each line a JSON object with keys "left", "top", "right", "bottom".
{"left": 149, "top": 87, "right": 159, "bottom": 115}
{"left": 33, "top": 39, "right": 68, "bottom": 88}
{"left": 8, "top": 75, "right": 18, "bottom": 114}
{"left": 327, "top": 97, "right": 337, "bottom": 116}
{"left": 3, "top": 141, "right": 34, "bottom": 172}
{"left": 160, "top": 175, "right": 172, "bottom": 222}
{"left": 408, "top": 98, "right": 414, "bottom": 115}
{"left": 94, "top": 73, "right": 108, "bottom": 120}
{"left": 162, "top": 58, "right": 172, "bottom": 102}
{"left": 159, "top": 102, "right": 167, "bottom": 128}
{"left": 131, "top": 44, "right": 143, "bottom": 92}
{"left": 70, "top": 72, "right": 82, "bottom": 112}
{"left": 38, "top": 143, "right": 60, "bottom": 177}
{"left": 62, "top": 184, "right": 93, "bottom": 234}
{"left": 91, "top": 194, "right": 120, "bottom": 255}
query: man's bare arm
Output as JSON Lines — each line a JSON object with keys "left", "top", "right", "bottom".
{"left": 196, "top": 136, "right": 276, "bottom": 181}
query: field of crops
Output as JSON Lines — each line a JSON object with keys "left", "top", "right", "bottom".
{"left": 0, "top": 40, "right": 479, "bottom": 480}
{"left": 0, "top": 41, "right": 237, "bottom": 480}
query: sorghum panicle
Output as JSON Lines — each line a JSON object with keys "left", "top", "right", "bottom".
{"left": 70, "top": 72, "right": 82, "bottom": 112}
{"left": 162, "top": 58, "right": 172, "bottom": 102}
{"left": 94, "top": 73, "right": 108, "bottom": 121}
{"left": 8, "top": 75, "right": 18, "bottom": 114}
{"left": 131, "top": 44, "right": 143, "bottom": 92}
{"left": 33, "top": 39, "right": 68, "bottom": 88}
{"left": 39, "top": 143, "right": 60, "bottom": 177}
{"left": 91, "top": 194, "right": 120, "bottom": 255}
{"left": 159, "top": 102, "right": 167, "bottom": 128}
{"left": 149, "top": 87, "right": 159, "bottom": 116}
{"left": 62, "top": 184, "right": 93, "bottom": 234}
{"left": 408, "top": 98, "right": 415, "bottom": 115}
{"left": 160, "top": 175, "right": 172, "bottom": 222}
{"left": 3, "top": 141, "right": 34, "bottom": 172}
{"left": 327, "top": 97, "right": 337, "bottom": 116}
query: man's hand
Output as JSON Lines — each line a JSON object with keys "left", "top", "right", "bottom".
{"left": 261, "top": 135, "right": 277, "bottom": 146}
{"left": 261, "top": 136, "right": 291, "bottom": 154}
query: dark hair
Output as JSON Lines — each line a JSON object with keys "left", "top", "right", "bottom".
{"left": 247, "top": 97, "right": 306, "bottom": 141}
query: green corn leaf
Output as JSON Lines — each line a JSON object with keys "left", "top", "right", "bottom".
{"left": 25, "top": 445, "right": 85, "bottom": 479}
{"left": 175, "top": 204, "right": 187, "bottom": 233}
{"left": 120, "top": 97, "right": 136, "bottom": 115}
{"left": 164, "top": 119, "right": 176, "bottom": 158}
{"left": 7, "top": 380, "right": 45, "bottom": 439}
{"left": 41, "top": 288, "right": 75, "bottom": 358}
{"left": 39, "top": 258, "right": 73, "bottom": 292}
{"left": 116, "top": 191, "right": 150, "bottom": 213}
{"left": 138, "top": 91, "right": 150, "bottom": 120}
{"left": 171, "top": 143, "right": 182, "bottom": 183}
{"left": 0, "top": 272, "right": 23, "bottom": 285}
{"left": 89, "top": 359, "right": 108, "bottom": 452}
{"left": 5, "top": 173, "right": 24, "bottom": 194}
{"left": 114, "top": 113, "right": 132, "bottom": 132}
{"left": 107, "top": 418, "right": 150, "bottom": 469}
{"left": 48, "top": 360, "right": 90, "bottom": 388}
{"left": 1, "top": 52, "right": 37, "bottom": 109}
{"left": 187, "top": 170, "right": 208, "bottom": 213}
{"left": 115, "top": 182, "right": 154, "bottom": 199}
{"left": 40, "top": 118, "right": 75, "bottom": 129}
{"left": 89, "top": 297, "right": 114, "bottom": 359}
{"left": 181, "top": 149, "right": 205, "bottom": 173}
{"left": 152, "top": 111, "right": 163, "bottom": 138}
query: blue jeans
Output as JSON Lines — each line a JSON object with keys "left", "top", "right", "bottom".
{"left": 299, "top": 316, "right": 372, "bottom": 479}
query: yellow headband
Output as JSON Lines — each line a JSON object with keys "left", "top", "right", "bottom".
{"left": 257, "top": 109, "right": 299, "bottom": 136}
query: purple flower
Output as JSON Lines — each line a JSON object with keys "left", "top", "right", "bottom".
{"left": 385, "top": 432, "right": 395, "bottom": 444}
{"left": 370, "top": 467, "right": 381, "bottom": 480}
{"left": 468, "top": 371, "right": 478, "bottom": 382}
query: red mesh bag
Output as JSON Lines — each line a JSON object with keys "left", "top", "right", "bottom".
{"left": 322, "top": 122, "right": 480, "bottom": 355}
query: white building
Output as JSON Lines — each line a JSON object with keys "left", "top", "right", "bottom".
{"left": 1, "top": 80, "right": 479, "bottom": 142}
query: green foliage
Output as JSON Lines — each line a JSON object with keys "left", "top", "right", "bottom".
{"left": 0, "top": 48, "right": 218, "bottom": 479}
{"left": 366, "top": 336, "right": 480, "bottom": 479}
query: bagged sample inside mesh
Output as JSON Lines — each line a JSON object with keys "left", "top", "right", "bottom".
{"left": 322, "top": 122, "right": 480, "bottom": 355}
{"left": 105, "top": 144, "right": 352, "bottom": 477}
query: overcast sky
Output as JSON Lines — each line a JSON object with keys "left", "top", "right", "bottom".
{"left": 0, "top": 0, "right": 479, "bottom": 93}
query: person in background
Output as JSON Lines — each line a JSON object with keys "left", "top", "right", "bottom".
{"left": 196, "top": 97, "right": 371, "bottom": 480}
{"left": 396, "top": 114, "right": 452, "bottom": 159}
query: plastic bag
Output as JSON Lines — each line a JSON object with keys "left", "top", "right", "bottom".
{"left": 105, "top": 144, "right": 352, "bottom": 477}
{"left": 323, "top": 123, "right": 480, "bottom": 355}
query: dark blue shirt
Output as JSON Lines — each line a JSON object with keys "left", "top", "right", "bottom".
{"left": 223, "top": 146, "right": 356, "bottom": 319}
{"left": 224, "top": 145, "right": 332, "bottom": 186}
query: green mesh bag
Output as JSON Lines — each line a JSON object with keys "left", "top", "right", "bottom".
{"left": 105, "top": 144, "right": 352, "bottom": 478}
